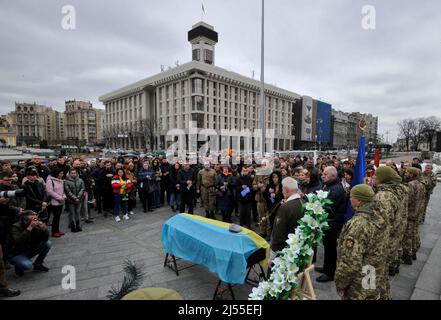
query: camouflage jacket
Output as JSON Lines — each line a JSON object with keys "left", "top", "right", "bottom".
{"left": 407, "top": 179, "right": 426, "bottom": 221}
{"left": 335, "top": 202, "right": 388, "bottom": 300}
{"left": 374, "top": 184, "right": 400, "bottom": 230}
{"left": 388, "top": 183, "right": 409, "bottom": 231}
{"left": 420, "top": 172, "right": 438, "bottom": 196}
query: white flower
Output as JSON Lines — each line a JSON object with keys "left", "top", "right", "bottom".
{"left": 305, "top": 202, "right": 315, "bottom": 211}
{"left": 316, "top": 190, "right": 329, "bottom": 200}
{"left": 306, "top": 193, "right": 316, "bottom": 203}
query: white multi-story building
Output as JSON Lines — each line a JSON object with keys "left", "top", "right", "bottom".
{"left": 100, "top": 22, "right": 301, "bottom": 152}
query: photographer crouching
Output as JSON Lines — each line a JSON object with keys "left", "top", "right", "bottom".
{"left": 7, "top": 211, "right": 52, "bottom": 277}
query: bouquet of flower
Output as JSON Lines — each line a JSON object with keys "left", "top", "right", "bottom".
{"left": 249, "top": 190, "right": 331, "bottom": 300}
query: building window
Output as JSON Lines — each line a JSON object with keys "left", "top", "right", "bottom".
{"left": 192, "top": 96, "right": 204, "bottom": 111}
{"left": 191, "top": 78, "right": 204, "bottom": 94}
{"left": 192, "top": 49, "right": 200, "bottom": 61}
{"left": 204, "top": 49, "right": 213, "bottom": 64}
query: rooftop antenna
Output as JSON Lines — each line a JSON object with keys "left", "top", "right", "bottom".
{"left": 201, "top": 2, "right": 206, "bottom": 22}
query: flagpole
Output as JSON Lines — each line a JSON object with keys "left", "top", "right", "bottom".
{"left": 259, "top": 0, "right": 265, "bottom": 157}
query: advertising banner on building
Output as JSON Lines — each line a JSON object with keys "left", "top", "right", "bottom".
{"left": 301, "top": 96, "right": 314, "bottom": 141}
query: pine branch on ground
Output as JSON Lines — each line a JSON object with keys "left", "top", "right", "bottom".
{"left": 107, "top": 259, "right": 147, "bottom": 300}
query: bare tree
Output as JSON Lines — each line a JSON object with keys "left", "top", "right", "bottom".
{"left": 138, "top": 118, "right": 156, "bottom": 152}
{"left": 398, "top": 119, "right": 414, "bottom": 152}
{"left": 422, "top": 116, "right": 441, "bottom": 151}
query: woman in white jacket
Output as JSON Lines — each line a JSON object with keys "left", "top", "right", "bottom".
{"left": 46, "top": 168, "right": 67, "bottom": 238}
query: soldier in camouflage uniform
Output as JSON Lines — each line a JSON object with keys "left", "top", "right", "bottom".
{"left": 373, "top": 166, "right": 399, "bottom": 300}
{"left": 196, "top": 162, "right": 218, "bottom": 219}
{"left": 402, "top": 167, "right": 426, "bottom": 264}
{"left": 335, "top": 184, "right": 388, "bottom": 300}
{"left": 252, "top": 159, "right": 272, "bottom": 236}
{"left": 387, "top": 174, "right": 409, "bottom": 276}
{"left": 419, "top": 164, "right": 438, "bottom": 224}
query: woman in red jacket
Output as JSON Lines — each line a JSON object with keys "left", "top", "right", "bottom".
{"left": 111, "top": 168, "right": 133, "bottom": 222}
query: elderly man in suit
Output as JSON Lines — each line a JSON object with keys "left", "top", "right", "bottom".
{"left": 268, "top": 177, "right": 304, "bottom": 265}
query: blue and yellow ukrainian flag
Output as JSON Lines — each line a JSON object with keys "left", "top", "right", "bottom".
{"left": 162, "top": 214, "right": 269, "bottom": 285}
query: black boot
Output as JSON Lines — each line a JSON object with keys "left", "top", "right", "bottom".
{"left": 395, "top": 265, "right": 400, "bottom": 274}
{"left": 402, "top": 255, "right": 412, "bottom": 265}
{"left": 75, "top": 220, "right": 82, "bottom": 232}
{"left": 70, "top": 221, "right": 78, "bottom": 233}
{"left": 412, "top": 253, "right": 417, "bottom": 261}
{"left": 388, "top": 266, "right": 396, "bottom": 276}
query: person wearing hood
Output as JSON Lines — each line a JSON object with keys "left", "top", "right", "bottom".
{"left": 46, "top": 168, "right": 67, "bottom": 237}
{"left": 372, "top": 166, "right": 400, "bottom": 300}
{"left": 64, "top": 169, "right": 85, "bottom": 233}
{"left": 335, "top": 184, "right": 388, "bottom": 300}
{"left": 402, "top": 167, "right": 425, "bottom": 265}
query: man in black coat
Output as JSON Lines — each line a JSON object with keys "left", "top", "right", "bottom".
{"left": 316, "top": 166, "right": 347, "bottom": 282}
{"left": 237, "top": 166, "right": 254, "bottom": 228}
{"left": 178, "top": 163, "right": 196, "bottom": 214}
{"left": 22, "top": 169, "right": 48, "bottom": 219}
{"left": 99, "top": 161, "right": 115, "bottom": 216}
{"left": 160, "top": 158, "right": 171, "bottom": 206}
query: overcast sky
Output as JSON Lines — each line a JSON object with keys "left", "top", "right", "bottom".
{"left": 1, "top": 0, "right": 440, "bottom": 142}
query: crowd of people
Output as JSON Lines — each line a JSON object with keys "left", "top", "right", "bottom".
{"left": 0, "top": 152, "right": 438, "bottom": 299}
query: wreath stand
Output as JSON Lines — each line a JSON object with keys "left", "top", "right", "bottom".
{"left": 291, "top": 256, "right": 316, "bottom": 300}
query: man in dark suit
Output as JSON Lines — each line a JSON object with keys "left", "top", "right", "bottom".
{"left": 316, "top": 166, "right": 347, "bottom": 282}
{"left": 269, "top": 177, "right": 304, "bottom": 264}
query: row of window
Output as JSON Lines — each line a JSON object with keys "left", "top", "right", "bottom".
{"left": 158, "top": 79, "right": 293, "bottom": 113}
{"left": 158, "top": 115, "right": 291, "bottom": 135}
{"left": 105, "top": 93, "right": 143, "bottom": 114}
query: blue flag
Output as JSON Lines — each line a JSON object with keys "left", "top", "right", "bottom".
{"left": 344, "top": 136, "right": 366, "bottom": 221}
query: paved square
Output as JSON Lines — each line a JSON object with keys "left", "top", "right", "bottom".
{"left": 4, "top": 185, "right": 440, "bottom": 300}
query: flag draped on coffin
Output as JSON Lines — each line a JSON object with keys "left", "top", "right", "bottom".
{"left": 344, "top": 136, "right": 367, "bottom": 221}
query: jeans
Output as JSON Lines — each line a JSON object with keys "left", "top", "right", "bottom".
{"left": 9, "top": 240, "right": 52, "bottom": 270}
{"left": 67, "top": 202, "right": 81, "bottom": 224}
{"left": 170, "top": 192, "right": 181, "bottom": 208}
{"left": 113, "top": 194, "right": 128, "bottom": 217}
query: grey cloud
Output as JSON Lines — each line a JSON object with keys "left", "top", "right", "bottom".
{"left": 1, "top": 0, "right": 440, "bottom": 142}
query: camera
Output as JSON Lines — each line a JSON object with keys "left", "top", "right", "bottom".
{"left": 0, "top": 189, "right": 26, "bottom": 199}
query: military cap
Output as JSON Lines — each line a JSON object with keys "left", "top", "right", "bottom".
{"left": 351, "top": 184, "right": 375, "bottom": 203}
{"left": 406, "top": 167, "right": 421, "bottom": 178}
{"left": 375, "top": 166, "right": 397, "bottom": 184}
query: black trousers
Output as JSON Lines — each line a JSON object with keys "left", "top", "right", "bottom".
{"left": 252, "top": 200, "right": 258, "bottom": 221}
{"left": 139, "top": 188, "right": 153, "bottom": 211}
{"left": 221, "top": 210, "right": 233, "bottom": 223}
{"left": 323, "top": 227, "right": 340, "bottom": 278}
{"left": 49, "top": 205, "right": 63, "bottom": 234}
{"left": 95, "top": 187, "right": 103, "bottom": 212}
{"left": 160, "top": 182, "right": 170, "bottom": 205}
{"left": 180, "top": 190, "right": 194, "bottom": 214}
{"left": 239, "top": 202, "right": 252, "bottom": 228}
{"left": 102, "top": 189, "right": 114, "bottom": 212}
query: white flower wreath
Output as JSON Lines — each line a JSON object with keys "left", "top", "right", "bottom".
{"left": 249, "top": 192, "right": 331, "bottom": 300}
